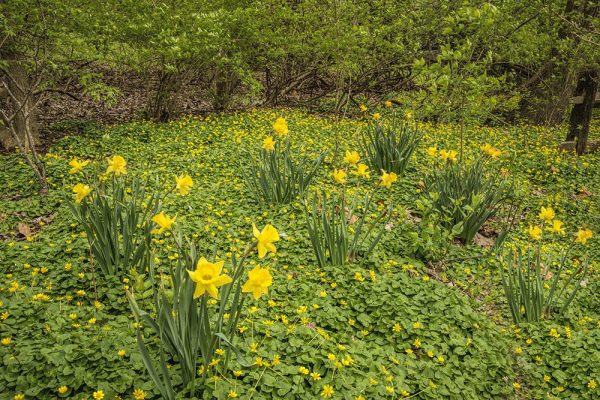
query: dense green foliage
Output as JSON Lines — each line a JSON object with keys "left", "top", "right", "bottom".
{"left": 0, "top": 109, "right": 599, "bottom": 399}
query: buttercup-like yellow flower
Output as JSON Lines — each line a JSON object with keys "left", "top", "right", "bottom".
{"left": 549, "top": 220, "right": 565, "bottom": 235}
{"left": 68, "top": 159, "right": 90, "bottom": 174}
{"left": 333, "top": 169, "right": 347, "bottom": 184}
{"left": 352, "top": 163, "right": 370, "bottom": 178}
{"left": 106, "top": 155, "right": 127, "bottom": 175}
{"left": 538, "top": 206, "right": 555, "bottom": 222}
{"left": 262, "top": 136, "right": 275, "bottom": 151}
{"left": 242, "top": 266, "right": 273, "bottom": 300}
{"left": 151, "top": 212, "right": 176, "bottom": 234}
{"left": 343, "top": 150, "right": 360, "bottom": 165}
{"left": 359, "top": 104, "right": 367, "bottom": 112}
{"left": 439, "top": 149, "right": 457, "bottom": 162}
{"left": 404, "top": 111, "right": 413, "bottom": 120}
{"left": 175, "top": 174, "right": 193, "bottom": 196}
{"left": 253, "top": 224, "right": 279, "bottom": 258}
{"left": 273, "top": 117, "right": 289, "bottom": 136}
{"left": 73, "top": 184, "right": 92, "bottom": 204}
{"left": 321, "top": 384, "right": 334, "bottom": 398}
{"left": 574, "top": 228, "right": 592, "bottom": 245}
{"left": 93, "top": 390, "right": 104, "bottom": 400}
{"left": 384, "top": 100, "right": 392, "bottom": 108}
{"left": 372, "top": 112, "right": 381, "bottom": 120}
{"left": 133, "top": 388, "right": 146, "bottom": 400}
{"left": 528, "top": 225, "right": 542, "bottom": 241}
{"left": 58, "top": 386, "right": 68, "bottom": 394}
{"left": 426, "top": 147, "right": 437, "bottom": 157}
{"left": 379, "top": 170, "right": 398, "bottom": 188}
{"left": 187, "top": 257, "right": 232, "bottom": 299}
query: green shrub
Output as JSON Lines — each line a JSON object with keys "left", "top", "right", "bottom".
{"left": 423, "top": 157, "right": 511, "bottom": 243}
{"left": 245, "top": 139, "right": 326, "bottom": 204}
{"left": 305, "top": 189, "right": 391, "bottom": 267}
{"left": 358, "top": 120, "right": 420, "bottom": 176}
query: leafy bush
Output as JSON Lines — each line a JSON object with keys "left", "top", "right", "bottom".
{"left": 245, "top": 139, "right": 326, "bottom": 204}
{"left": 305, "top": 190, "right": 391, "bottom": 267}
{"left": 358, "top": 120, "right": 420, "bottom": 176}
{"left": 423, "top": 157, "right": 511, "bottom": 243}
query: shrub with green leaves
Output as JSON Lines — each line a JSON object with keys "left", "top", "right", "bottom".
{"left": 305, "top": 189, "right": 391, "bottom": 267}
{"left": 245, "top": 139, "right": 326, "bottom": 204}
{"left": 67, "top": 174, "right": 161, "bottom": 276}
{"left": 423, "top": 157, "right": 511, "bottom": 243}
{"left": 358, "top": 120, "right": 420, "bottom": 176}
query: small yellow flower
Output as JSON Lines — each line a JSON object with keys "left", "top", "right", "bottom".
{"left": 426, "top": 146, "right": 437, "bottom": 157}
{"left": 227, "top": 391, "right": 238, "bottom": 398}
{"left": 588, "top": 379, "right": 597, "bottom": 389}
{"left": 298, "top": 366, "right": 309, "bottom": 375}
{"left": 262, "top": 136, "right": 276, "bottom": 151}
{"left": 253, "top": 223, "right": 279, "bottom": 258}
{"left": 359, "top": 104, "right": 367, "bottom": 112}
{"left": 372, "top": 112, "right": 381, "bottom": 120}
{"left": 384, "top": 100, "right": 392, "bottom": 108}
{"left": 575, "top": 228, "right": 592, "bottom": 245}
{"left": 343, "top": 150, "right": 360, "bottom": 165}
{"left": 72, "top": 183, "right": 92, "bottom": 204}
{"left": 93, "top": 390, "right": 105, "bottom": 400}
{"left": 1, "top": 337, "right": 12, "bottom": 345}
{"left": 273, "top": 117, "right": 289, "bottom": 136}
{"left": 14, "top": 395, "right": 25, "bottom": 400}
{"left": 379, "top": 170, "right": 397, "bottom": 188}
{"left": 528, "top": 225, "right": 542, "bottom": 241}
{"left": 151, "top": 212, "right": 176, "bottom": 234}
{"left": 538, "top": 206, "right": 555, "bottom": 222}
{"left": 333, "top": 169, "right": 347, "bottom": 184}
{"left": 242, "top": 266, "right": 273, "bottom": 300}
{"left": 187, "top": 257, "right": 232, "bottom": 299}
{"left": 175, "top": 174, "right": 193, "bottom": 196}
{"left": 118, "top": 349, "right": 126, "bottom": 357}
{"left": 513, "top": 383, "right": 521, "bottom": 390}
{"left": 321, "top": 385, "right": 334, "bottom": 398}
{"left": 58, "top": 386, "right": 68, "bottom": 394}
{"left": 106, "top": 155, "right": 127, "bottom": 175}
{"left": 133, "top": 389, "right": 146, "bottom": 400}
{"left": 68, "top": 159, "right": 90, "bottom": 174}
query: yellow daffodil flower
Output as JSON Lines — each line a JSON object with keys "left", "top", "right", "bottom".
{"left": 333, "top": 169, "right": 347, "bottom": 184}
{"left": 352, "top": 163, "right": 370, "bottom": 178}
{"left": 549, "top": 220, "right": 565, "bottom": 234}
{"left": 273, "top": 117, "right": 288, "bottom": 136}
{"left": 242, "top": 266, "right": 273, "bottom": 300}
{"left": 343, "top": 150, "right": 360, "bottom": 165}
{"left": 73, "top": 183, "right": 92, "bottom": 204}
{"left": 439, "top": 149, "right": 457, "bottom": 162}
{"left": 175, "top": 174, "right": 193, "bottom": 196}
{"left": 151, "top": 212, "right": 176, "bottom": 234}
{"left": 481, "top": 143, "right": 502, "bottom": 158}
{"left": 262, "top": 136, "right": 275, "bottom": 151}
{"left": 528, "top": 225, "right": 542, "bottom": 241}
{"left": 575, "top": 228, "right": 592, "bottom": 245}
{"left": 187, "top": 257, "right": 232, "bottom": 299}
{"left": 253, "top": 223, "right": 279, "bottom": 258}
{"left": 69, "top": 159, "right": 90, "bottom": 174}
{"left": 379, "top": 170, "right": 397, "bottom": 188}
{"left": 106, "top": 155, "right": 127, "bottom": 175}
{"left": 538, "top": 206, "right": 555, "bottom": 222}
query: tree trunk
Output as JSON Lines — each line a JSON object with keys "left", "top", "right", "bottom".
{"left": 574, "top": 70, "right": 598, "bottom": 155}
{"left": 0, "top": 64, "right": 41, "bottom": 150}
